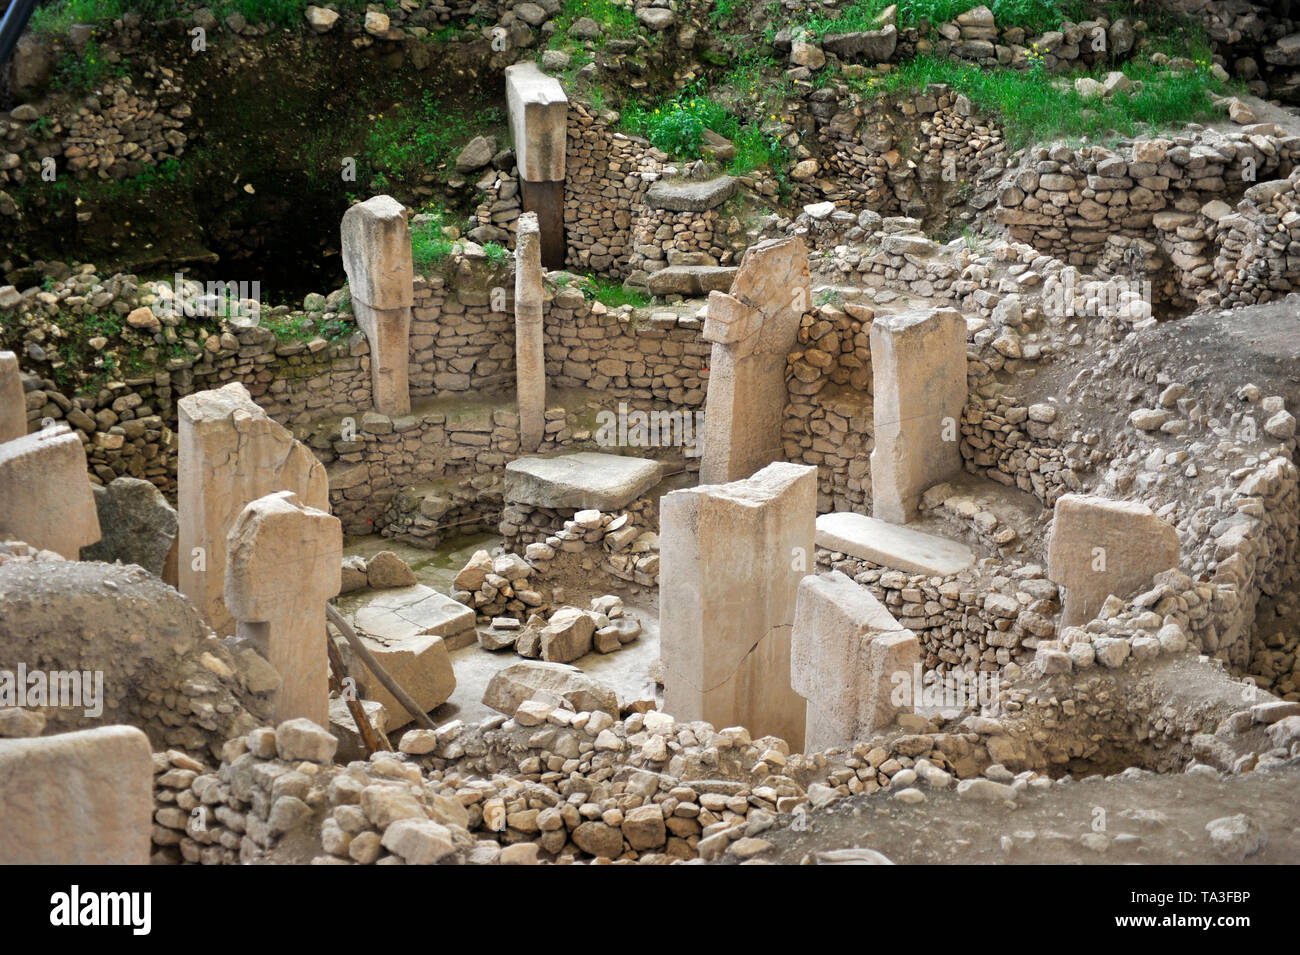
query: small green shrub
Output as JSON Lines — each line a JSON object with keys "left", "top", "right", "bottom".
{"left": 410, "top": 208, "right": 457, "bottom": 273}
{"left": 580, "top": 275, "right": 648, "bottom": 309}
{"left": 483, "top": 242, "right": 509, "bottom": 266}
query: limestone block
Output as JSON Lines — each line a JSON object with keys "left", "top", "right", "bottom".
{"left": 515, "top": 212, "right": 546, "bottom": 453}
{"left": 0, "top": 350, "right": 24, "bottom": 443}
{"left": 505, "top": 452, "right": 664, "bottom": 509}
{"left": 700, "top": 237, "right": 810, "bottom": 484}
{"left": 0, "top": 425, "right": 100, "bottom": 558}
{"left": 869, "top": 307, "right": 966, "bottom": 524}
{"left": 82, "top": 476, "right": 177, "bottom": 577}
{"left": 177, "top": 383, "right": 328, "bottom": 636}
{"left": 226, "top": 491, "right": 342, "bottom": 727}
{"left": 660, "top": 461, "right": 815, "bottom": 745}
{"left": 340, "top": 195, "right": 414, "bottom": 310}
{"left": 1046, "top": 494, "right": 1180, "bottom": 627}
{"left": 352, "top": 632, "right": 455, "bottom": 729}
{"left": 505, "top": 61, "right": 567, "bottom": 183}
{"left": 791, "top": 571, "right": 919, "bottom": 751}
{"left": 481, "top": 660, "right": 618, "bottom": 717}
{"left": 0, "top": 725, "right": 152, "bottom": 864}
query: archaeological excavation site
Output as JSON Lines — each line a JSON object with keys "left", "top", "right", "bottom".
{"left": 1, "top": 0, "right": 1298, "bottom": 890}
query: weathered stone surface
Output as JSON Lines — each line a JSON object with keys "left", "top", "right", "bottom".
{"left": 0, "top": 425, "right": 100, "bottom": 559}
{"left": 815, "top": 512, "right": 974, "bottom": 576}
{"left": 226, "top": 491, "right": 342, "bottom": 727}
{"left": 505, "top": 452, "right": 664, "bottom": 509}
{"left": 821, "top": 26, "right": 897, "bottom": 61}
{"left": 700, "top": 236, "right": 811, "bottom": 484}
{"left": 0, "top": 350, "right": 24, "bottom": 443}
{"left": 791, "top": 571, "right": 919, "bottom": 751}
{"left": 505, "top": 61, "right": 568, "bottom": 183}
{"left": 82, "top": 477, "right": 178, "bottom": 577}
{"left": 539, "top": 606, "right": 596, "bottom": 663}
{"left": 646, "top": 265, "right": 739, "bottom": 296}
{"left": 1047, "top": 494, "right": 1180, "bottom": 627}
{"left": 515, "top": 212, "right": 546, "bottom": 453}
{"left": 0, "top": 725, "right": 152, "bottom": 864}
{"left": 482, "top": 661, "right": 618, "bottom": 717}
{"left": 351, "top": 584, "right": 477, "bottom": 647}
{"left": 660, "top": 461, "right": 815, "bottom": 745}
{"left": 645, "top": 176, "right": 737, "bottom": 212}
{"left": 177, "top": 383, "right": 328, "bottom": 636}
{"left": 869, "top": 307, "right": 966, "bottom": 524}
{"left": 351, "top": 630, "right": 455, "bottom": 729}
{"left": 365, "top": 551, "right": 416, "bottom": 589}
{"left": 341, "top": 195, "right": 413, "bottom": 415}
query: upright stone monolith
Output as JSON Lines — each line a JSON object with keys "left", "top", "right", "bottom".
{"left": 1047, "top": 494, "right": 1180, "bottom": 626}
{"left": 0, "top": 425, "right": 100, "bottom": 558}
{"left": 505, "top": 62, "right": 568, "bottom": 268}
{"left": 660, "top": 461, "right": 816, "bottom": 745}
{"left": 341, "top": 195, "right": 414, "bottom": 415}
{"left": 0, "top": 350, "right": 25, "bottom": 443}
{"left": 515, "top": 211, "right": 546, "bottom": 453}
{"left": 790, "top": 570, "right": 920, "bottom": 751}
{"left": 699, "top": 236, "right": 811, "bottom": 484}
{"left": 226, "top": 491, "right": 342, "bottom": 727}
{"left": 0, "top": 725, "right": 153, "bottom": 864}
{"left": 177, "top": 383, "right": 329, "bottom": 636}
{"left": 869, "top": 307, "right": 967, "bottom": 524}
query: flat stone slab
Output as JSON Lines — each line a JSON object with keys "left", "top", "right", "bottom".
{"left": 816, "top": 512, "right": 975, "bottom": 577}
{"left": 352, "top": 584, "right": 477, "bottom": 649}
{"left": 647, "top": 266, "right": 739, "bottom": 297}
{"left": 646, "top": 176, "right": 738, "bottom": 212}
{"left": 505, "top": 452, "right": 665, "bottom": 510}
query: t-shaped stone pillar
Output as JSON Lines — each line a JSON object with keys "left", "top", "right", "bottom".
{"left": 869, "top": 307, "right": 967, "bottom": 524}
{"left": 1046, "top": 494, "right": 1180, "bottom": 627}
{"left": 0, "top": 350, "right": 26, "bottom": 444}
{"left": 177, "top": 383, "right": 329, "bottom": 637}
{"left": 506, "top": 62, "right": 568, "bottom": 269}
{"left": 790, "top": 570, "right": 920, "bottom": 752}
{"left": 515, "top": 211, "right": 546, "bottom": 453}
{"left": 0, "top": 424, "right": 100, "bottom": 558}
{"left": 699, "top": 236, "right": 810, "bottom": 484}
{"left": 341, "top": 195, "right": 414, "bottom": 415}
{"left": 660, "top": 461, "right": 816, "bottom": 746}
{"left": 226, "top": 491, "right": 342, "bottom": 727}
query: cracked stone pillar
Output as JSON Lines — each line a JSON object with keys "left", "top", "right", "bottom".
{"left": 515, "top": 211, "right": 546, "bottom": 453}
{"left": 506, "top": 61, "right": 567, "bottom": 269}
{"left": 660, "top": 461, "right": 815, "bottom": 745}
{"left": 226, "top": 491, "right": 342, "bottom": 727}
{"left": 341, "top": 195, "right": 414, "bottom": 415}
{"left": 699, "top": 236, "right": 810, "bottom": 485}
{"left": 178, "top": 383, "right": 329, "bottom": 636}
{"left": 0, "top": 725, "right": 153, "bottom": 864}
{"left": 0, "top": 425, "right": 100, "bottom": 558}
{"left": 0, "top": 351, "right": 25, "bottom": 443}
{"left": 1047, "top": 494, "right": 1180, "bottom": 627}
{"left": 791, "top": 570, "right": 920, "bottom": 752}
{"left": 869, "top": 307, "right": 967, "bottom": 524}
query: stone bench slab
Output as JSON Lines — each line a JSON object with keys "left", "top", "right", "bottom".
{"left": 352, "top": 584, "right": 477, "bottom": 649}
{"left": 816, "top": 512, "right": 975, "bottom": 577}
{"left": 646, "top": 176, "right": 737, "bottom": 212}
{"left": 505, "top": 452, "right": 665, "bottom": 510}
{"left": 647, "top": 266, "right": 739, "bottom": 297}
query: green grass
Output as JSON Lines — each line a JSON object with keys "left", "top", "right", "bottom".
{"left": 53, "top": 39, "right": 128, "bottom": 92}
{"left": 28, "top": 0, "right": 374, "bottom": 33}
{"left": 552, "top": 0, "right": 639, "bottom": 43}
{"left": 871, "top": 54, "right": 1226, "bottom": 147}
{"left": 783, "top": 0, "right": 1092, "bottom": 40}
{"left": 620, "top": 83, "right": 789, "bottom": 177}
{"left": 580, "top": 275, "right": 648, "bottom": 309}
{"left": 363, "top": 91, "right": 503, "bottom": 189}
{"left": 410, "top": 207, "right": 457, "bottom": 273}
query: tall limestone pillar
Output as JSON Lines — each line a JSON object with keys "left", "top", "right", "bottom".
{"left": 506, "top": 62, "right": 568, "bottom": 269}
{"left": 515, "top": 212, "right": 546, "bottom": 453}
